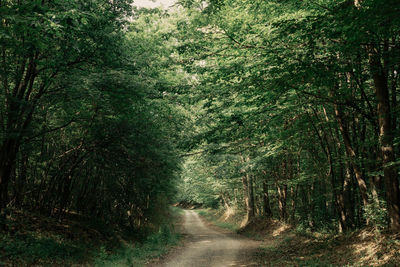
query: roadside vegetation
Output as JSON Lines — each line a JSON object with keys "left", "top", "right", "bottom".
{"left": 94, "top": 212, "right": 182, "bottom": 267}
{"left": 1, "top": 0, "right": 400, "bottom": 265}
{"left": 197, "top": 209, "right": 242, "bottom": 232}
{"left": 177, "top": 0, "right": 400, "bottom": 234}
{"left": 197, "top": 208, "right": 400, "bottom": 266}
{"left": 175, "top": 1, "right": 400, "bottom": 265}
{"left": 0, "top": 1, "right": 187, "bottom": 265}
{"left": 0, "top": 207, "right": 182, "bottom": 266}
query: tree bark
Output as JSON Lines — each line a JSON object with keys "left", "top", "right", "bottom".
{"left": 262, "top": 179, "right": 272, "bottom": 217}
{"left": 333, "top": 100, "right": 369, "bottom": 215}
{"left": 247, "top": 173, "right": 255, "bottom": 221}
{"left": 242, "top": 173, "right": 255, "bottom": 223}
{"left": 276, "top": 183, "right": 287, "bottom": 222}
{"left": 0, "top": 140, "right": 18, "bottom": 210}
{"left": 368, "top": 46, "right": 400, "bottom": 230}
{"left": 290, "top": 185, "right": 297, "bottom": 224}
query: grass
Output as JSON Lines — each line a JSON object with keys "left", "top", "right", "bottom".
{"left": 171, "top": 206, "right": 185, "bottom": 215}
{"left": 0, "top": 207, "right": 184, "bottom": 267}
{"left": 196, "top": 208, "right": 241, "bottom": 232}
{"left": 95, "top": 207, "right": 184, "bottom": 267}
{"left": 253, "top": 225, "right": 400, "bottom": 266}
{"left": 196, "top": 208, "right": 400, "bottom": 266}
{"left": 94, "top": 224, "right": 181, "bottom": 267}
{"left": 0, "top": 233, "right": 89, "bottom": 266}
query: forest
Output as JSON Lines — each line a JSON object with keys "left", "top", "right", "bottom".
{"left": 1, "top": 0, "right": 400, "bottom": 266}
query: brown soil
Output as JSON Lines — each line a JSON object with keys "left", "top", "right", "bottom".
{"left": 147, "top": 210, "right": 260, "bottom": 267}
{"left": 240, "top": 218, "right": 400, "bottom": 266}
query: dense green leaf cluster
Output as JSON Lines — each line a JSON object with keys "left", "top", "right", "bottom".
{"left": 0, "top": 0, "right": 187, "bottom": 232}
{"left": 175, "top": 0, "right": 400, "bottom": 231}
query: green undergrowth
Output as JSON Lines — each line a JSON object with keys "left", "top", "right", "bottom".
{"left": 94, "top": 206, "right": 183, "bottom": 267}
{"left": 171, "top": 206, "right": 185, "bottom": 215}
{"left": 253, "top": 223, "right": 400, "bottom": 266}
{"left": 197, "top": 208, "right": 400, "bottom": 266}
{"left": 0, "top": 207, "right": 183, "bottom": 266}
{"left": 0, "top": 233, "right": 90, "bottom": 266}
{"left": 94, "top": 224, "right": 181, "bottom": 267}
{"left": 196, "top": 208, "right": 241, "bottom": 232}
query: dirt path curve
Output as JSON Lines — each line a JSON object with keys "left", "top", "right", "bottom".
{"left": 159, "top": 210, "right": 259, "bottom": 267}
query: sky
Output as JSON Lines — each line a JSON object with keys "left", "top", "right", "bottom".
{"left": 133, "top": 0, "right": 176, "bottom": 8}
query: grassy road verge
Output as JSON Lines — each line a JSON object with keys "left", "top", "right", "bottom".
{"left": 0, "top": 207, "right": 183, "bottom": 267}
{"left": 196, "top": 208, "right": 400, "bottom": 266}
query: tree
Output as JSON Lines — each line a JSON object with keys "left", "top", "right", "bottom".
{"left": 174, "top": 0, "right": 400, "bottom": 232}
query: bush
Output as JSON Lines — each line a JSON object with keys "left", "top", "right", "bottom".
{"left": 94, "top": 224, "right": 181, "bottom": 267}
{"left": 363, "top": 196, "right": 388, "bottom": 231}
{"left": 0, "top": 233, "right": 87, "bottom": 265}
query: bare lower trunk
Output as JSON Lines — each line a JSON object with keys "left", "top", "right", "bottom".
{"left": 242, "top": 173, "right": 255, "bottom": 223}
{"left": 247, "top": 174, "right": 255, "bottom": 221}
{"left": 337, "top": 161, "right": 353, "bottom": 232}
{"left": 276, "top": 183, "right": 287, "bottom": 222}
{"left": 290, "top": 185, "right": 297, "bottom": 223}
{"left": 13, "top": 154, "right": 28, "bottom": 207}
{"left": 263, "top": 180, "right": 272, "bottom": 217}
{"left": 220, "top": 192, "right": 231, "bottom": 210}
{"left": 333, "top": 101, "right": 369, "bottom": 216}
{"left": 369, "top": 46, "right": 400, "bottom": 230}
{"left": 0, "top": 140, "right": 18, "bottom": 211}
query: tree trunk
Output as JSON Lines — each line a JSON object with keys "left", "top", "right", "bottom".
{"left": 333, "top": 101, "right": 369, "bottom": 215}
{"left": 276, "top": 183, "right": 287, "bottom": 222}
{"left": 368, "top": 46, "right": 400, "bottom": 230}
{"left": 247, "top": 174, "right": 255, "bottom": 221}
{"left": 0, "top": 140, "right": 18, "bottom": 211}
{"left": 263, "top": 180, "right": 272, "bottom": 217}
{"left": 337, "top": 160, "right": 353, "bottom": 232}
{"left": 290, "top": 185, "right": 297, "bottom": 224}
{"left": 13, "top": 153, "right": 29, "bottom": 207}
{"left": 220, "top": 192, "right": 231, "bottom": 211}
{"left": 242, "top": 173, "right": 255, "bottom": 223}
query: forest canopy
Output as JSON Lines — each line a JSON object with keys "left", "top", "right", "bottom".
{"left": 173, "top": 0, "right": 400, "bottom": 232}
{"left": 0, "top": 0, "right": 188, "bottom": 230}
{"left": 1, "top": 0, "right": 400, "bottom": 242}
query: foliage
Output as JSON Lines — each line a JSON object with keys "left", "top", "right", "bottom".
{"left": 1, "top": 0, "right": 400, "bottom": 264}
{"left": 0, "top": 233, "right": 88, "bottom": 266}
{"left": 197, "top": 209, "right": 241, "bottom": 231}
{"left": 173, "top": 0, "right": 400, "bottom": 232}
{"left": 94, "top": 224, "right": 181, "bottom": 267}
{"left": 0, "top": 0, "right": 191, "bottom": 234}
{"left": 363, "top": 197, "right": 388, "bottom": 232}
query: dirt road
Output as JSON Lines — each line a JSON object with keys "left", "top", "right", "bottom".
{"left": 159, "top": 210, "right": 259, "bottom": 267}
